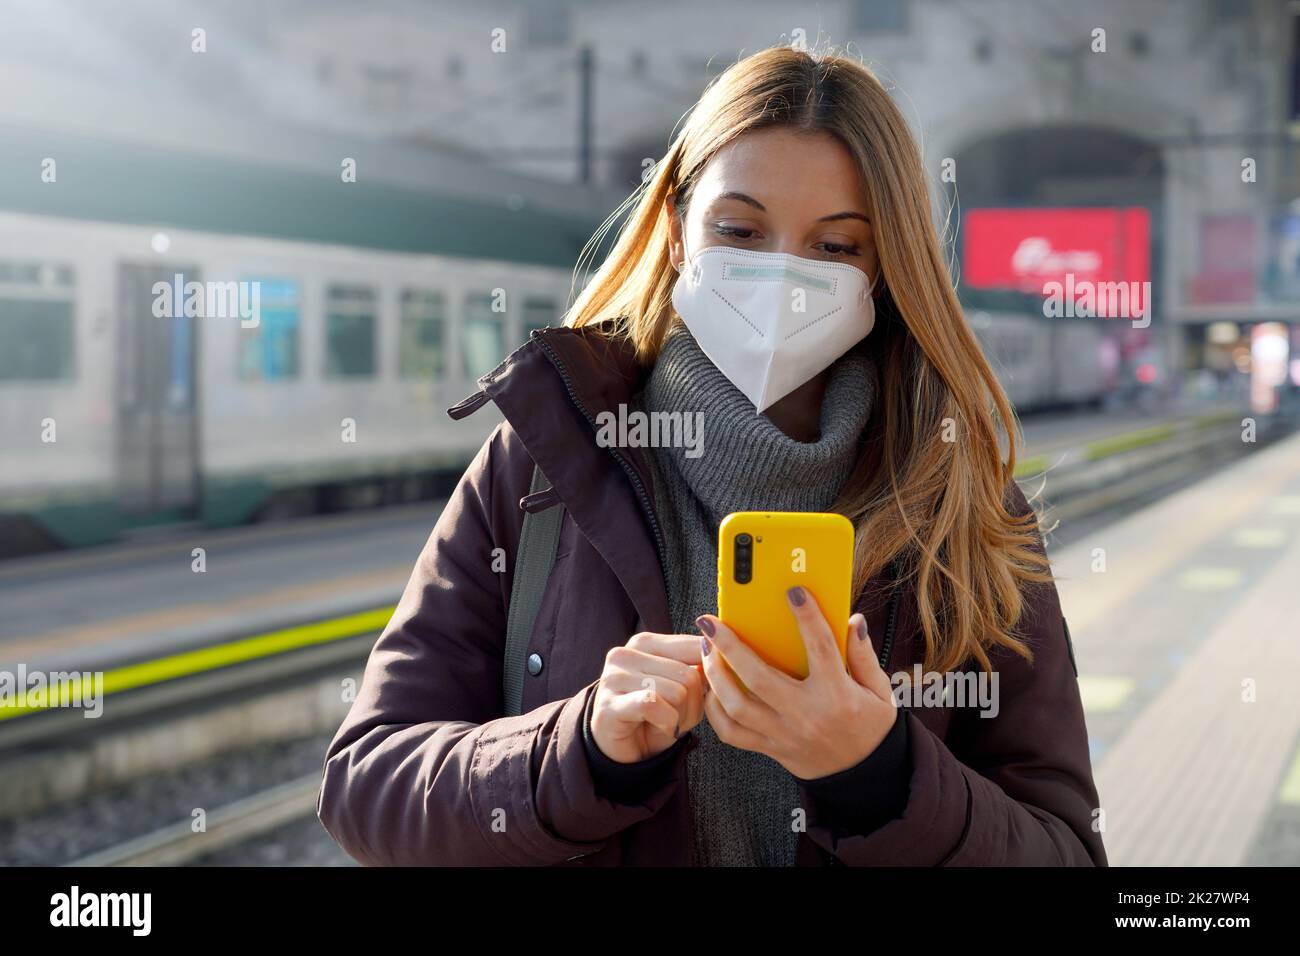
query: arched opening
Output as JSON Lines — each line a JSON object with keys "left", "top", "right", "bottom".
{"left": 949, "top": 125, "right": 1168, "bottom": 410}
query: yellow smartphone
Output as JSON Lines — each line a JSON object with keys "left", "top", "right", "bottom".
{"left": 717, "top": 511, "right": 855, "bottom": 679}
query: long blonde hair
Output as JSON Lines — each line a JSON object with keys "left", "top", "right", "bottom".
{"left": 566, "top": 45, "right": 1052, "bottom": 674}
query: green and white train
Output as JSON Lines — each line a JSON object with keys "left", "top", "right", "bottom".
{"left": 0, "top": 125, "right": 610, "bottom": 556}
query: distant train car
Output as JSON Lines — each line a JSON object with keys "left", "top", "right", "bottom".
{"left": 966, "top": 309, "right": 1109, "bottom": 412}
{"left": 0, "top": 128, "right": 608, "bottom": 556}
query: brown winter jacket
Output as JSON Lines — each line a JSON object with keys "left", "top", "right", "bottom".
{"left": 316, "top": 321, "right": 1108, "bottom": 867}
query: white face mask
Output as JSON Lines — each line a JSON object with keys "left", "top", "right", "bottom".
{"left": 670, "top": 242, "right": 879, "bottom": 412}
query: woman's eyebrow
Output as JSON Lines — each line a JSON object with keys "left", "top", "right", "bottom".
{"left": 715, "top": 190, "right": 767, "bottom": 211}
{"left": 713, "top": 191, "right": 870, "bottom": 224}
{"left": 816, "top": 210, "right": 871, "bottom": 224}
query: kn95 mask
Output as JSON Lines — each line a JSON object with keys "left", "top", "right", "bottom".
{"left": 670, "top": 244, "right": 878, "bottom": 412}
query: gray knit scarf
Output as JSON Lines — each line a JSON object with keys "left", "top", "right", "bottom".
{"left": 629, "top": 322, "right": 876, "bottom": 866}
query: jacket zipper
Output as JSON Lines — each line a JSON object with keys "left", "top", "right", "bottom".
{"left": 533, "top": 334, "right": 669, "bottom": 574}
{"left": 878, "top": 562, "right": 900, "bottom": 670}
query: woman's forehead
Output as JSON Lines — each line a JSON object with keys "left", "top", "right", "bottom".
{"left": 694, "top": 128, "right": 869, "bottom": 212}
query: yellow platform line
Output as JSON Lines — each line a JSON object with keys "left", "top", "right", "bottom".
{"left": 1077, "top": 675, "right": 1136, "bottom": 714}
{"left": 1083, "top": 423, "right": 1177, "bottom": 461}
{"left": 1178, "top": 566, "right": 1244, "bottom": 591}
{"left": 1280, "top": 748, "right": 1300, "bottom": 806}
{"left": 0, "top": 606, "right": 394, "bottom": 722}
{"left": 1232, "top": 527, "right": 1289, "bottom": 549}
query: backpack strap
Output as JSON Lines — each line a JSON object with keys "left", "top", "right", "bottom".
{"left": 503, "top": 463, "right": 565, "bottom": 716}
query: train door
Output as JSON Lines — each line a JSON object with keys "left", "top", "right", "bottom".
{"left": 115, "top": 263, "right": 201, "bottom": 522}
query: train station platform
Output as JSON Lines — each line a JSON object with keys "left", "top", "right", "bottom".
{"left": 1051, "top": 427, "right": 1300, "bottom": 865}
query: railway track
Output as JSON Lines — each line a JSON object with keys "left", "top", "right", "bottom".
{"left": 65, "top": 773, "right": 323, "bottom": 867}
{"left": 0, "top": 623, "right": 378, "bottom": 824}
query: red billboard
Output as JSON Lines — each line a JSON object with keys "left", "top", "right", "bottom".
{"left": 963, "top": 207, "right": 1151, "bottom": 296}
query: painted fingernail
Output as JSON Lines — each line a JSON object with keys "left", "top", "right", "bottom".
{"left": 696, "top": 615, "right": 715, "bottom": 637}
{"left": 701, "top": 636, "right": 712, "bottom": 656}
{"left": 787, "top": 586, "right": 806, "bottom": 607}
{"left": 855, "top": 615, "right": 869, "bottom": 641}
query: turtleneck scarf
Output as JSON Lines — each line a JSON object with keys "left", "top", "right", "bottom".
{"left": 628, "top": 322, "right": 876, "bottom": 866}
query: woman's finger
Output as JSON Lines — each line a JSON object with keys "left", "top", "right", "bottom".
{"left": 605, "top": 644, "right": 707, "bottom": 698}
{"left": 785, "top": 585, "right": 843, "bottom": 681}
{"left": 844, "top": 612, "right": 897, "bottom": 702}
{"left": 602, "top": 669, "right": 687, "bottom": 701}
{"left": 699, "top": 631, "right": 781, "bottom": 736}
{"left": 703, "top": 687, "right": 776, "bottom": 756}
{"left": 602, "top": 670, "right": 693, "bottom": 716}
{"left": 695, "top": 614, "right": 798, "bottom": 706}
{"left": 624, "top": 631, "right": 704, "bottom": 665}
{"left": 602, "top": 685, "right": 683, "bottom": 739}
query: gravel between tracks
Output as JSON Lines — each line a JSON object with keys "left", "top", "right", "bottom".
{"left": 0, "top": 732, "right": 353, "bottom": 866}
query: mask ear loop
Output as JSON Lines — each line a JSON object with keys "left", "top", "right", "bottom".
{"left": 674, "top": 229, "right": 705, "bottom": 290}
{"left": 670, "top": 219, "right": 707, "bottom": 331}
{"left": 675, "top": 226, "right": 693, "bottom": 275}
{"left": 671, "top": 191, "right": 702, "bottom": 277}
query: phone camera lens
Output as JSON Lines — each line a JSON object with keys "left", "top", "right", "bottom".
{"left": 733, "top": 532, "right": 755, "bottom": 583}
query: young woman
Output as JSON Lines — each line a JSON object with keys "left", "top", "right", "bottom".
{"left": 317, "top": 46, "right": 1107, "bottom": 867}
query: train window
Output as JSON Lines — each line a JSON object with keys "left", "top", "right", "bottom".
{"left": 399, "top": 289, "right": 446, "bottom": 379}
{"left": 238, "top": 278, "right": 300, "bottom": 381}
{"left": 522, "top": 297, "right": 556, "bottom": 336}
{"left": 0, "top": 261, "right": 75, "bottom": 382}
{"left": 462, "top": 292, "right": 504, "bottom": 379}
{"left": 325, "top": 284, "right": 377, "bottom": 378}
{"left": 0, "top": 262, "right": 73, "bottom": 286}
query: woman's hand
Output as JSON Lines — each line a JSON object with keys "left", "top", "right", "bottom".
{"left": 696, "top": 586, "right": 899, "bottom": 780}
{"left": 590, "top": 632, "right": 707, "bottom": 764}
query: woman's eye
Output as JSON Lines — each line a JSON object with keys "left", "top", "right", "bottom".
{"left": 816, "top": 241, "right": 862, "bottom": 258}
{"left": 713, "top": 224, "right": 758, "bottom": 241}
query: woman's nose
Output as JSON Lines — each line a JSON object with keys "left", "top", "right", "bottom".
{"left": 763, "top": 235, "right": 804, "bottom": 256}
